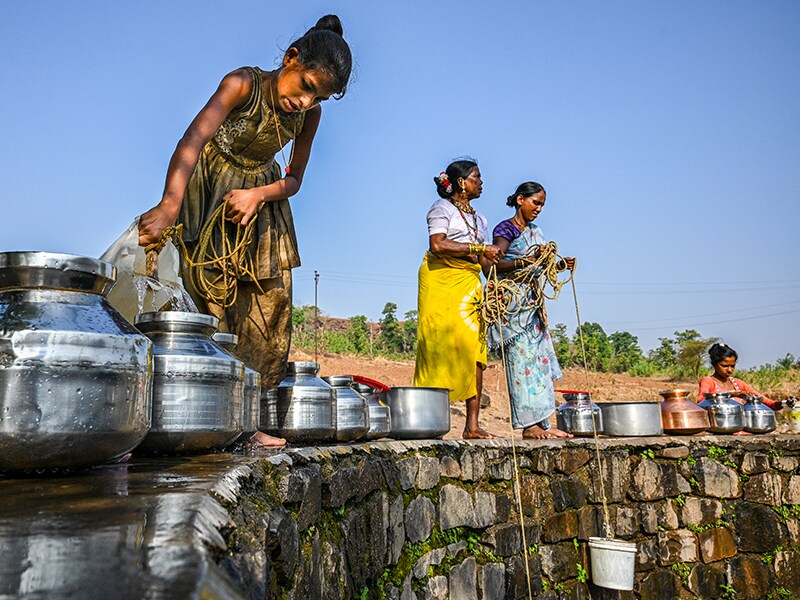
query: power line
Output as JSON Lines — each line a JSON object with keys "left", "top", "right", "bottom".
{"left": 623, "top": 308, "right": 800, "bottom": 332}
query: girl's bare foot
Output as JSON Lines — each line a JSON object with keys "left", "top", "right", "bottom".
{"left": 733, "top": 430, "right": 751, "bottom": 436}
{"left": 522, "top": 425, "right": 573, "bottom": 440}
{"left": 463, "top": 426, "right": 496, "bottom": 439}
{"left": 246, "top": 431, "right": 287, "bottom": 448}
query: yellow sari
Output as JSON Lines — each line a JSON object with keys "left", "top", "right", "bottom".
{"left": 413, "top": 252, "right": 487, "bottom": 401}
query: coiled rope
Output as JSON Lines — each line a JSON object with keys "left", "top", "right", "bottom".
{"left": 144, "top": 201, "right": 262, "bottom": 308}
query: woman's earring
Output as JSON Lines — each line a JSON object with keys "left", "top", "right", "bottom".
{"left": 459, "top": 180, "right": 466, "bottom": 194}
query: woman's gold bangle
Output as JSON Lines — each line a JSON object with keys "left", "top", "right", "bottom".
{"left": 469, "top": 243, "right": 485, "bottom": 255}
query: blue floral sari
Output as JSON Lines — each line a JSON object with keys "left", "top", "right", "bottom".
{"left": 488, "top": 221, "right": 562, "bottom": 429}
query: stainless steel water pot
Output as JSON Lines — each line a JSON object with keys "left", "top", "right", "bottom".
{"left": 261, "top": 362, "right": 336, "bottom": 442}
{"left": 382, "top": 387, "right": 450, "bottom": 439}
{"left": 556, "top": 392, "right": 603, "bottom": 436}
{"left": 355, "top": 382, "right": 391, "bottom": 440}
{"left": 213, "top": 332, "right": 260, "bottom": 444}
{"left": 322, "top": 375, "right": 369, "bottom": 442}
{"left": 0, "top": 252, "right": 152, "bottom": 471}
{"left": 742, "top": 396, "right": 776, "bottom": 434}
{"left": 599, "top": 402, "right": 664, "bottom": 437}
{"left": 134, "top": 311, "right": 242, "bottom": 454}
{"left": 698, "top": 393, "right": 744, "bottom": 434}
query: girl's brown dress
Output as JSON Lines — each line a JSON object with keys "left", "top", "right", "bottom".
{"left": 178, "top": 66, "right": 305, "bottom": 388}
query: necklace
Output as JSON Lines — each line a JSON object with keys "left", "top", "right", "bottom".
{"left": 511, "top": 215, "right": 527, "bottom": 232}
{"left": 450, "top": 198, "right": 480, "bottom": 242}
{"left": 267, "top": 73, "right": 297, "bottom": 175}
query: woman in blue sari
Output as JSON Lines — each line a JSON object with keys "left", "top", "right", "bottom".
{"left": 488, "top": 182, "right": 574, "bottom": 439}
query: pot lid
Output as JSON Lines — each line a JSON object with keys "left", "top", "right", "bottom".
{"left": 0, "top": 251, "right": 116, "bottom": 296}
{"left": 212, "top": 332, "right": 238, "bottom": 350}
{"left": 135, "top": 311, "right": 218, "bottom": 335}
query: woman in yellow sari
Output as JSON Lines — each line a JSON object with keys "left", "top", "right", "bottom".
{"left": 414, "top": 159, "right": 501, "bottom": 438}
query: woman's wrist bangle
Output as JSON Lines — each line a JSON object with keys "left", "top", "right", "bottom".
{"left": 469, "top": 243, "right": 485, "bottom": 255}
{"left": 515, "top": 259, "right": 524, "bottom": 269}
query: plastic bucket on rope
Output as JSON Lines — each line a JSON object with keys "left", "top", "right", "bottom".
{"left": 588, "top": 537, "right": 637, "bottom": 590}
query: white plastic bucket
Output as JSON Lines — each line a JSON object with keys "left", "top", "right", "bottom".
{"left": 588, "top": 537, "right": 637, "bottom": 591}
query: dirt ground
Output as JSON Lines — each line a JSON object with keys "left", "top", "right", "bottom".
{"left": 289, "top": 348, "right": 708, "bottom": 440}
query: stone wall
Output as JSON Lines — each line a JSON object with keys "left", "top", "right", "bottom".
{"left": 213, "top": 437, "right": 800, "bottom": 600}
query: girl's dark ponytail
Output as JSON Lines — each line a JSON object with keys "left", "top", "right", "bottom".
{"left": 288, "top": 14, "right": 352, "bottom": 99}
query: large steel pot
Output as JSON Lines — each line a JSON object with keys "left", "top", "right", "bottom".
{"left": 134, "top": 311, "right": 242, "bottom": 454}
{"left": 659, "top": 389, "right": 710, "bottom": 435}
{"left": 0, "top": 252, "right": 152, "bottom": 471}
{"left": 599, "top": 402, "right": 663, "bottom": 437}
{"left": 382, "top": 387, "right": 450, "bottom": 440}
{"left": 261, "top": 362, "right": 336, "bottom": 442}
{"left": 556, "top": 392, "right": 603, "bottom": 436}
{"left": 355, "top": 382, "right": 391, "bottom": 440}
{"left": 698, "top": 393, "right": 744, "bottom": 434}
{"left": 742, "top": 396, "right": 776, "bottom": 434}
{"left": 322, "top": 375, "right": 369, "bottom": 442}
{"left": 213, "top": 332, "right": 260, "bottom": 444}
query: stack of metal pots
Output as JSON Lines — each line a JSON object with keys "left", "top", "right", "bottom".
{"left": 134, "top": 311, "right": 242, "bottom": 454}
{"left": 354, "top": 382, "right": 391, "bottom": 440}
{"left": 0, "top": 252, "right": 152, "bottom": 471}
{"left": 213, "top": 332, "right": 261, "bottom": 444}
{"left": 322, "top": 375, "right": 369, "bottom": 442}
{"left": 261, "top": 362, "right": 335, "bottom": 442}
{"left": 698, "top": 392, "right": 744, "bottom": 434}
{"left": 556, "top": 391, "right": 602, "bottom": 436}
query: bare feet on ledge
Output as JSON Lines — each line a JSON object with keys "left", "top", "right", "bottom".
{"left": 246, "top": 431, "right": 287, "bottom": 448}
{"left": 463, "top": 427, "right": 496, "bottom": 439}
{"left": 522, "top": 426, "right": 573, "bottom": 440}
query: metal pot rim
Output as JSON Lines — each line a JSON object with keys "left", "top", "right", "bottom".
{"left": 135, "top": 311, "right": 218, "bottom": 331}
{"left": 0, "top": 251, "right": 116, "bottom": 295}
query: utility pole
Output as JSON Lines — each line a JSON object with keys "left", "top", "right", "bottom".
{"left": 314, "top": 270, "right": 319, "bottom": 363}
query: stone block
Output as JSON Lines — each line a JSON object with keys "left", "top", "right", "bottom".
{"left": 743, "top": 471, "right": 783, "bottom": 505}
{"left": 343, "top": 494, "right": 388, "bottom": 589}
{"left": 629, "top": 460, "right": 691, "bottom": 501}
{"left": 400, "top": 580, "right": 417, "bottom": 600}
{"left": 506, "top": 555, "right": 543, "bottom": 599}
{"left": 481, "top": 523, "right": 522, "bottom": 556}
{"left": 540, "top": 541, "right": 580, "bottom": 583}
{"left": 488, "top": 457, "right": 515, "bottom": 481}
{"left": 726, "top": 555, "right": 771, "bottom": 600}
{"left": 614, "top": 505, "right": 640, "bottom": 538}
{"left": 640, "top": 502, "right": 659, "bottom": 534}
{"left": 388, "top": 494, "right": 405, "bottom": 565}
{"left": 734, "top": 501, "right": 787, "bottom": 553}
{"left": 496, "top": 493, "right": 512, "bottom": 523}
{"left": 440, "top": 484, "right": 474, "bottom": 530}
{"left": 555, "top": 448, "right": 591, "bottom": 474}
{"left": 447, "top": 541, "right": 467, "bottom": 561}
{"left": 680, "top": 496, "right": 723, "bottom": 527}
{"left": 788, "top": 519, "right": 800, "bottom": 545}
{"left": 417, "top": 457, "right": 441, "bottom": 490}
{"left": 587, "top": 450, "right": 631, "bottom": 504}
{"left": 659, "top": 446, "right": 689, "bottom": 460}
{"left": 698, "top": 526, "right": 737, "bottom": 563}
{"left": 440, "top": 455, "right": 461, "bottom": 478}
{"left": 531, "top": 448, "right": 555, "bottom": 474}
{"left": 551, "top": 478, "right": 588, "bottom": 512}
{"left": 413, "top": 547, "right": 446, "bottom": 580}
{"left": 323, "top": 465, "right": 357, "bottom": 508}
{"left": 693, "top": 457, "right": 741, "bottom": 498}
{"left": 773, "top": 456, "right": 799, "bottom": 472}
{"left": 635, "top": 538, "right": 659, "bottom": 572}
{"left": 460, "top": 449, "right": 486, "bottom": 482}
{"left": 775, "top": 550, "right": 800, "bottom": 594}
{"left": 473, "top": 491, "right": 497, "bottom": 528}
{"left": 267, "top": 508, "right": 299, "bottom": 585}
{"left": 321, "top": 540, "right": 353, "bottom": 600}
{"left": 576, "top": 505, "right": 604, "bottom": 540}
{"left": 405, "top": 496, "right": 435, "bottom": 543}
{"left": 449, "top": 557, "right": 478, "bottom": 600}
{"left": 741, "top": 452, "right": 770, "bottom": 474}
{"left": 637, "top": 569, "right": 682, "bottom": 600}
{"left": 519, "top": 474, "right": 553, "bottom": 519}
{"left": 688, "top": 562, "right": 726, "bottom": 599}
{"left": 478, "top": 562, "right": 505, "bottom": 600}
{"left": 658, "top": 499, "right": 680, "bottom": 530}
{"left": 396, "top": 458, "right": 420, "bottom": 491}
{"left": 657, "top": 529, "right": 698, "bottom": 566}
{"left": 542, "top": 510, "right": 579, "bottom": 542}
{"left": 784, "top": 475, "right": 800, "bottom": 505}
{"left": 423, "top": 575, "right": 448, "bottom": 600}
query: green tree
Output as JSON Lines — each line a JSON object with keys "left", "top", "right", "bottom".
{"left": 347, "top": 315, "right": 369, "bottom": 354}
{"left": 674, "top": 329, "right": 718, "bottom": 379}
{"left": 551, "top": 323, "right": 572, "bottom": 367}
{"left": 378, "top": 302, "right": 403, "bottom": 354}
{"left": 609, "top": 330, "right": 644, "bottom": 373}
{"left": 573, "top": 322, "right": 612, "bottom": 372}
{"left": 649, "top": 337, "right": 677, "bottom": 370}
{"left": 401, "top": 310, "right": 418, "bottom": 354}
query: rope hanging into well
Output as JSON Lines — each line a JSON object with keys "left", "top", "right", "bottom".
{"left": 144, "top": 201, "right": 263, "bottom": 309}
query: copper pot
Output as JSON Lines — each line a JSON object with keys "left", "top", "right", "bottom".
{"left": 659, "top": 389, "right": 710, "bottom": 435}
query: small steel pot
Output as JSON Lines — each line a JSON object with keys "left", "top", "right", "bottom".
{"left": 382, "top": 387, "right": 450, "bottom": 440}
{"left": 354, "top": 383, "right": 391, "bottom": 440}
{"left": 599, "top": 402, "right": 663, "bottom": 437}
{"left": 322, "top": 375, "right": 369, "bottom": 442}
{"left": 698, "top": 392, "right": 744, "bottom": 434}
{"left": 556, "top": 392, "right": 603, "bottom": 436}
{"left": 742, "top": 396, "right": 776, "bottom": 434}
{"left": 213, "top": 332, "right": 261, "bottom": 444}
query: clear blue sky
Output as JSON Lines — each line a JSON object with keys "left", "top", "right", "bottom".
{"left": 2, "top": 1, "right": 799, "bottom": 368}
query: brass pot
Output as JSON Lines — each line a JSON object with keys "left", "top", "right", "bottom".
{"left": 659, "top": 389, "right": 710, "bottom": 435}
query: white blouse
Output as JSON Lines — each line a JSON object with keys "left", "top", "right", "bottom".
{"left": 425, "top": 199, "right": 488, "bottom": 244}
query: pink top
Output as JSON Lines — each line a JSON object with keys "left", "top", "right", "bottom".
{"left": 697, "top": 376, "right": 778, "bottom": 410}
